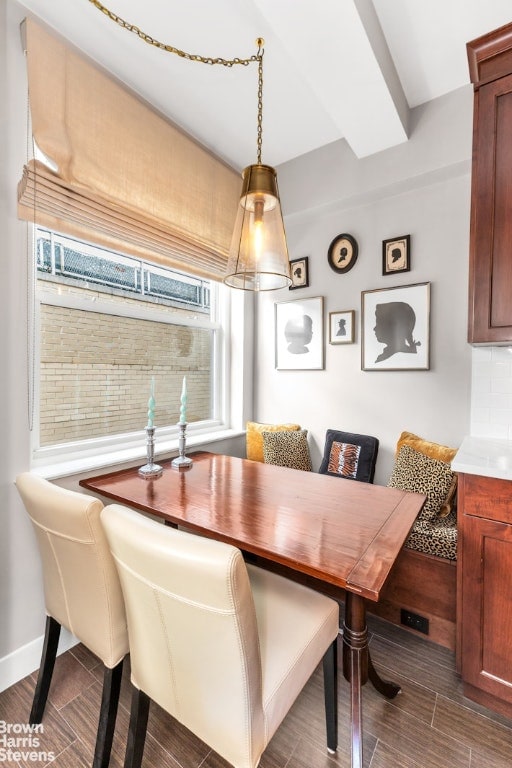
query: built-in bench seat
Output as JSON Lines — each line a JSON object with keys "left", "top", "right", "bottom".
{"left": 405, "top": 507, "right": 457, "bottom": 561}
{"left": 245, "top": 423, "right": 459, "bottom": 649}
{"left": 369, "top": 545, "right": 457, "bottom": 649}
{"left": 367, "top": 431, "right": 459, "bottom": 649}
{"left": 369, "top": 435, "right": 458, "bottom": 649}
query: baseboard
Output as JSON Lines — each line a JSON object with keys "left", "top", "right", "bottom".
{"left": 0, "top": 627, "right": 78, "bottom": 693}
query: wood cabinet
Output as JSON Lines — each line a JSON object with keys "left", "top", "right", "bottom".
{"left": 467, "top": 23, "right": 512, "bottom": 343}
{"left": 458, "top": 472, "right": 512, "bottom": 718}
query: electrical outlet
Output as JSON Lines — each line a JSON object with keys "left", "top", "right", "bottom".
{"left": 400, "top": 609, "right": 429, "bottom": 635}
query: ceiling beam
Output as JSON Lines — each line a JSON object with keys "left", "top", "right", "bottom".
{"left": 255, "top": 0, "right": 410, "bottom": 158}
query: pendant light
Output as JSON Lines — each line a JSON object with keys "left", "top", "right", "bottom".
{"left": 89, "top": 2, "right": 291, "bottom": 291}
{"left": 224, "top": 40, "right": 291, "bottom": 290}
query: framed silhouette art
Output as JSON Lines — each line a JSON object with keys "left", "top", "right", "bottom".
{"left": 361, "top": 282, "right": 430, "bottom": 370}
{"left": 289, "top": 257, "right": 309, "bottom": 289}
{"left": 329, "top": 310, "right": 355, "bottom": 344}
{"left": 327, "top": 233, "right": 358, "bottom": 274}
{"left": 275, "top": 296, "right": 324, "bottom": 370}
{"left": 382, "top": 235, "right": 410, "bottom": 275}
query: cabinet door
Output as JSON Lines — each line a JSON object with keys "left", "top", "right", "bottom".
{"left": 461, "top": 514, "right": 512, "bottom": 701}
{"left": 468, "top": 73, "right": 512, "bottom": 342}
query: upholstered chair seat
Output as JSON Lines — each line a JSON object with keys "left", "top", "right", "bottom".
{"left": 16, "top": 473, "right": 129, "bottom": 768}
{"left": 101, "top": 503, "right": 340, "bottom": 768}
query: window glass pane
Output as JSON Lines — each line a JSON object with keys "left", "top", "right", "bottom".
{"left": 36, "top": 230, "right": 218, "bottom": 450}
{"left": 36, "top": 229, "right": 210, "bottom": 312}
{"left": 39, "top": 305, "right": 213, "bottom": 447}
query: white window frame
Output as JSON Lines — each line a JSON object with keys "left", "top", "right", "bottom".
{"left": 31, "top": 263, "right": 239, "bottom": 476}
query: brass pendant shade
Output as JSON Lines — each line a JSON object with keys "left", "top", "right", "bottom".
{"left": 225, "top": 164, "right": 291, "bottom": 291}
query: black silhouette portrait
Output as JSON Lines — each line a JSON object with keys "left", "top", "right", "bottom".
{"left": 337, "top": 246, "right": 348, "bottom": 266}
{"left": 284, "top": 314, "right": 313, "bottom": 354}
{"left": 336, "top": 319, "right": 346, "bottom": 337}
{"left": 374, "top": 302, "right": 421, "bottom": 363}
{"left": 293, "top": 265, "right": 302, "bottom": 281}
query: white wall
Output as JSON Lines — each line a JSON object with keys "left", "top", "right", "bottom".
{"left": 256, "top": 87, "right": 474, "bottom": 485}
{"left": 0, "top": 0, "right": 49, "bottom": 687}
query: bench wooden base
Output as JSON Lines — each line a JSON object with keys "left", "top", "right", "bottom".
{"left": 248, "top": 546, "right": 457, "bottom": 650}
{"left": 367, "top": 547, "right": 457, "bottom": 650}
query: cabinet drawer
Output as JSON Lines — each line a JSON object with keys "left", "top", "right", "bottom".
{"left": 460, "top": 473, "right": 512, "bottom": 523}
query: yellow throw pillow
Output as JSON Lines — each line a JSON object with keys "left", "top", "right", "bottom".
{"left": 246, "top": 421, "right": 301, "bottom": 463}
{"left": 396, "top": 431, "right": 457, "bottom": 464}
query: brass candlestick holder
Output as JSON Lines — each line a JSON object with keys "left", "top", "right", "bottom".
{"left": 138, "top": 426, "right": 163, "bottom": 478}
{"left": 171, "top": 422, "right": 193, "bottom": 469}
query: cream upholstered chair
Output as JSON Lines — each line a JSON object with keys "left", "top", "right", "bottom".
{"left": 15, "top": 473, "right": 128, "bottom": 768}
{"left": 101, "top": 503, "right": 339, "bottom": 768}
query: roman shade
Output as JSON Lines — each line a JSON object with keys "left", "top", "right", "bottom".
{"left": 17, "top": 17, "right": 241, "bottom": 281}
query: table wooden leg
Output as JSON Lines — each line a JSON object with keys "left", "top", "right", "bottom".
{"left": 343, "top": 592, "right": 367, "bottom": 768}
{"left": 343, "top": 593, "right": 402, "bottom": 768}
{"left": 368, "top": 654, "right": 401, "bottom": 699}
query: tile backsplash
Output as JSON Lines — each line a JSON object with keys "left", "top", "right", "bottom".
{"left": 471, "top": 346, "right": 512, "bottom": 439}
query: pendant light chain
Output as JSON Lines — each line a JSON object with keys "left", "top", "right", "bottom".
{"left": 89, "top": 0, "right": 259, "bottom": 66}
{"left": 256, "top": 40, "right": 264, "bottom": 165}
{"left": 88, "top": 1, "right": 289, "bottom": 291}
{"left": 88, "top": 1, "right": 265, "bottom": 163}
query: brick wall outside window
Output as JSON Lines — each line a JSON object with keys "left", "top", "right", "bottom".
{"left": 39, "top": 284, "right": 213, "bottom": 447}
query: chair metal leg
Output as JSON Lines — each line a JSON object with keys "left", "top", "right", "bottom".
{"left": 30, "top": 616, "right": 61, "bottom": 724}
{"left": 124, "top": 685, "right": 150, "bottom": 768}
{"left": 323, "top": 637, "right": 338, "bottom": 753}
{"left": 93, "top": 660, "right": 124, "bottom": 768}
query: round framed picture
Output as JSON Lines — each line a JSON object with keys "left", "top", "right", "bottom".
{"left": 327, "top": 233, "right": 358, "bottom": 274}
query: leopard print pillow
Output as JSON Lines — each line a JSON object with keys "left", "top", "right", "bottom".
{"left": 406, "top": 510, "right": 457, "bottom": 560}
{"left": 262, "top": 429, "right": 312, "bottom": 471}
{"left": 387, "top": 444, "right": 455, "bottom": 522}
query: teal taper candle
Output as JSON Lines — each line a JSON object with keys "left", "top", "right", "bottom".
{"left": 179, "top": 376, "right": 187, "bottom": 424}
{"left": 147, "top": 376, "right": 155, "bottom": 428}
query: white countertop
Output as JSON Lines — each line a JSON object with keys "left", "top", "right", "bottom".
{"left": 452, "top": 436, "right": 512, "bottom": 480}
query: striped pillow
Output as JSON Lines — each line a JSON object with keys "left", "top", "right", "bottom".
{"left": 327, "top": 441, "right": 361, "bottom": 479}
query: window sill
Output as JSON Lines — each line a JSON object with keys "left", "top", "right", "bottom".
{"left": 32, "top": 428, "right": 245, "bottom": 481}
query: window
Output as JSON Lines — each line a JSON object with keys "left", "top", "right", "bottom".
{"left": 33, "top": 229, "right": 227, "bottom": 466}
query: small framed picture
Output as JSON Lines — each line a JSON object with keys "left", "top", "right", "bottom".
{"left": 275, "top": 296, "right": 324, "bottom": 370}
{"left": 361, "top": 282, "right": 430, "bottom": 371}
{"left": 329, "top": 310, "right": 355, "bottom": 344}
{"left": 382, "top": 235, "right": 410, "bottom": 275}
{"left": 289, "top": 257, "right": 309, "bottom": 290}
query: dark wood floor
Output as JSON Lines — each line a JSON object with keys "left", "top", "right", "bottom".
{"left": 1, "top": 612, "right": 511, "bottom": 768}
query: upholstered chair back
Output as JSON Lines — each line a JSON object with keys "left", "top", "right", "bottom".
{"left": 102, "top": 504, "right": 267, "bottom": 768}
{"left": 16, "top": 472, "right": 128, "bottom": 668}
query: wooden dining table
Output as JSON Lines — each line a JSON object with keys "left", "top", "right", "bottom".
{"left": 80, "top": 451, "right": 425, "bottom": 768}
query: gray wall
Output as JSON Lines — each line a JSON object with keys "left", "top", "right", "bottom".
{"left": 256, "top": 86, "right": 473, "bottom": 485}
{"left": 0, "top": 0, "right": 48, "bottom": 684}
{"left": 0, "top": 0, "right": 475, "bottom": 687}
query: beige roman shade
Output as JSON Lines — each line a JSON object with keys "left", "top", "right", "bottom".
{"left": 18, "top": 17, "right": 241, "bottom": 281}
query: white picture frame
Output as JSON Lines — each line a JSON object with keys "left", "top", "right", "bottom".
{"left": 275, "top": 296, "right": 324, "bottom": 370}
{"left": 329, "top": 310, "right": 355, "bottom": 344}
{"left": 361, "top": 282, "right": 430, "bottom": 371}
